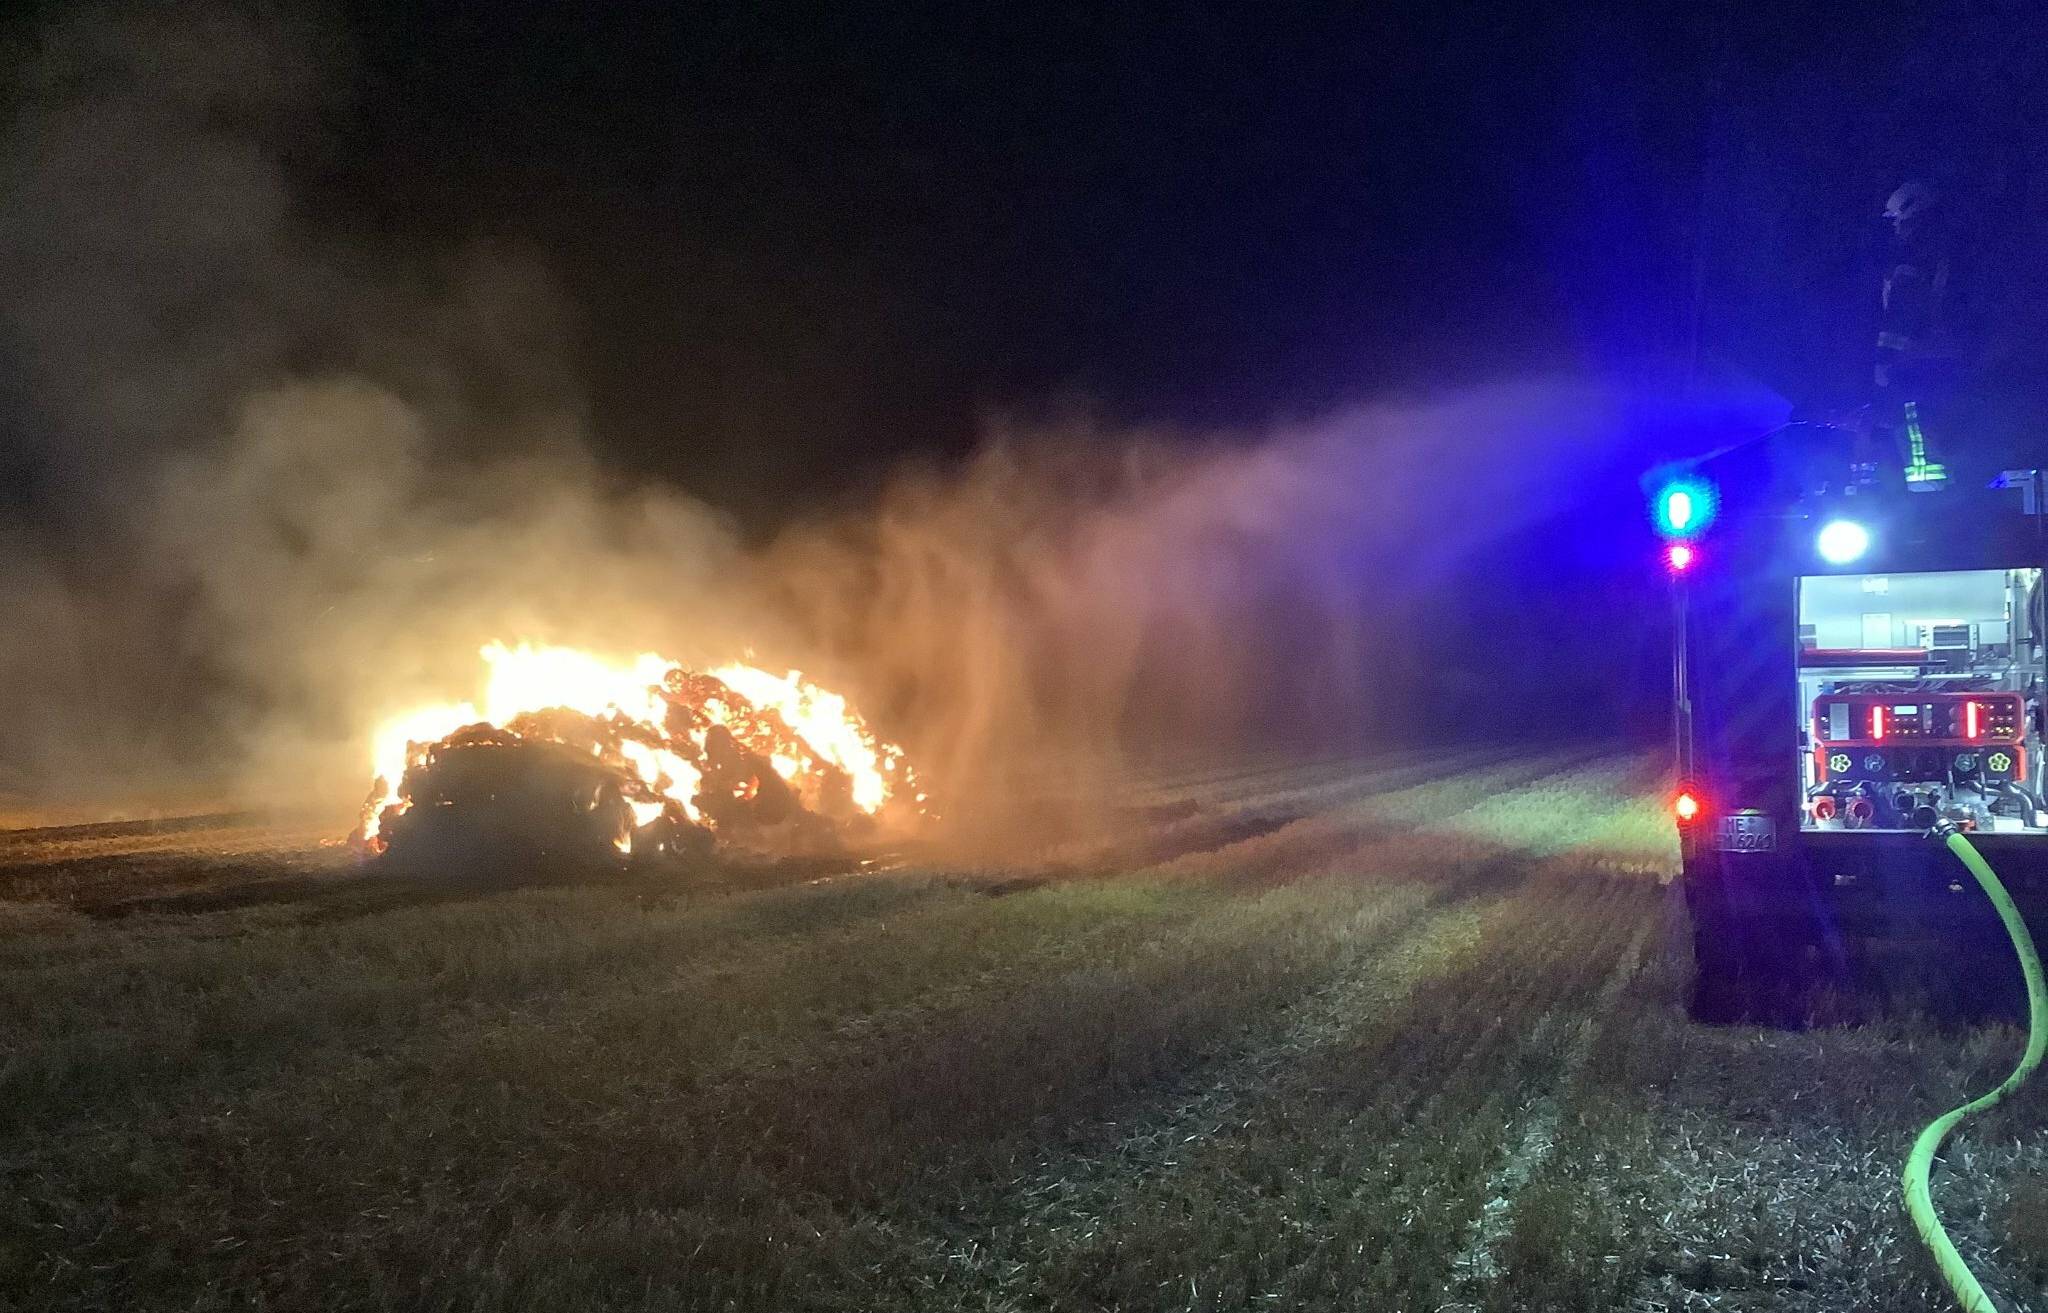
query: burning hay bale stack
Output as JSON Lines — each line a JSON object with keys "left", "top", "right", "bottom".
{"left": 350, "top": 644, "right": 924, "bottom": 867}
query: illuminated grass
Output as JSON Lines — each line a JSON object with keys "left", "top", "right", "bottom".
{"left": 1002, "top": 878, "right": 1652, "bottom": 1312}
{"left": 6, "top": 750, "right": 2026, "bottom": 1312}
{"left": 1476, "top": 885, "right": 2048, "bottom": 1313}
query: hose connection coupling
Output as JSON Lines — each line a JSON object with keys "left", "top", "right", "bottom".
{"left": 1929, "top": 817, "right": 1961, "bottom": 841}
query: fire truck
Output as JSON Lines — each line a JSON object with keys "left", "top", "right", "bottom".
{"left": 1662, "top": 431, "right": 2048, "bottom": 1016}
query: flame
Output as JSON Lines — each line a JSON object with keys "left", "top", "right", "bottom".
{"left": 354, "top": 642, "right": 920, "bottom": 854}
{"left": 710, "top": 665, "right": 907, "bottom": 812}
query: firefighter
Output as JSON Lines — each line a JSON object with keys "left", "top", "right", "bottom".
{"left": 1874, "top": 180, "right": 1962, "bottom": 488}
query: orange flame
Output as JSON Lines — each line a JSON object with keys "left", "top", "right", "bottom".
{"left": 355, "top": 642, "right": 919, "bottom": 852}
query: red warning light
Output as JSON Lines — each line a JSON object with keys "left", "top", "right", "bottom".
{"left": 1965, "top": 700, "right": 1982, "bottom": 739}
{"left": 1665, "top": 542, "right": 1696, "bottom": 572}
{"left": 1871, "top": 706, "right": 1886, "bottom": 741}
{"left": 1673, "top": 790, "right": 1702, "bottom": 822}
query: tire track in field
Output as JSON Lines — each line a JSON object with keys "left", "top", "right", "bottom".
{"left": 371, "top": 756, "right": 1607, "bottom": 1305}
{"left": 1163, "top": 746, "right": 1503, "bottom": 817}
{"left": 0, "top": 751, "right": 1656, "bottom": 1311}
{"left": 919, "top": 872, "right": 1656, "bottom": 1312}
{"left": 1031, "top": 746, "right": 1523, "bottom": 877}
{"left": 878, "top": 761, "right": 1655, "bottom": 1307}
{"left": 917, "top": 891, "right": 1512, "bottom": 1302}
{"left": 711, "top": 756, "right": 1619, "bottom": 1184}
{"left": 1116, "top": 751, "right": 1401, "bottom": 806}
{"left": 0, "top": 754, "right": 1544, "bottom": 1150}
{"left": 0, "top": 874, "right": 965, "bottom": 1140}
{"left": 76, "top": 860, "right": 1455, "bottom": 1308}
{"left": 1131, "top": 747, "right": 1625, "bottom": 887}
{"left": 6, "top": 875, "right": 1317, "bottom": 1304}
{"left": 689, "top": 750, "right": 1552, "bottom": 1106}
{"left": 1436, "top": 918, "right": 1651, "bottom": 1312}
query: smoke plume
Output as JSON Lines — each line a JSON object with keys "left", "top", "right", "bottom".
{"left": 0, "top": 3, "right": 1779, "bottom": 841}
{"left": 0, "top": 3, "right": 753, "bottom": 818}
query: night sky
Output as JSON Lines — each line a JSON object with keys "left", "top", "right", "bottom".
{"left": 289, "top": 1, "right": 2046, "bottom": 522}
{"left": 0, "top": 1, "right": 2040, "bottom": 522}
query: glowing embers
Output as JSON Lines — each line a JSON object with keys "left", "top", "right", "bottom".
{"left": 1817, "top": 519, "right": 1872, "bottom": 565}
{"left": 352, "top": 642, "right": 924, "bottom": 859}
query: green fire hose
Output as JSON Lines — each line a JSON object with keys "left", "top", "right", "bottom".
{"left": 1905, "top": 824, "right": 2048, "bottom": 1312}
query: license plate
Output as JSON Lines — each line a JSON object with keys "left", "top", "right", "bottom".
{"left": 1715, "top": 812, "right": 1776, "bottom": 852}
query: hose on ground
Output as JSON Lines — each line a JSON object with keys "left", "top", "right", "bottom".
{"left": 1905, "top": 823, "right": 2048, "bottom": 1313}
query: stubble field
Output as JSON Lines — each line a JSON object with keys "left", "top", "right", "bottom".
{"left": 4, "top": 748, "right": 2046, "bottom": 1311}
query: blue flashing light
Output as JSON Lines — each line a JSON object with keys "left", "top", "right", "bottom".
{"left": 1652, "top": 476, "right": 1717, "bottom": 540}
{"left": 1817, "top": 519, "right": 1871, "bottom": 565}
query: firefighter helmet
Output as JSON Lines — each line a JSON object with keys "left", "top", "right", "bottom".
{"left": 1884, "top": 180, "right": 1936, "bottom": 230}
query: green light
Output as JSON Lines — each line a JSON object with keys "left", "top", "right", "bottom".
{"left": 1903, "top": 401, "right": 1948, "bottom": 488}
{"left": 1652, "top": 476, "right": 1717, "bottom": 540}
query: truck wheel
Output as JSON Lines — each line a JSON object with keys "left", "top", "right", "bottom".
{"left": 1687, "top": 887, "right": 1819, "bottom": 1022}
{"left": 1688, "top": 898, "right": 1750, "bottom": 1023}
